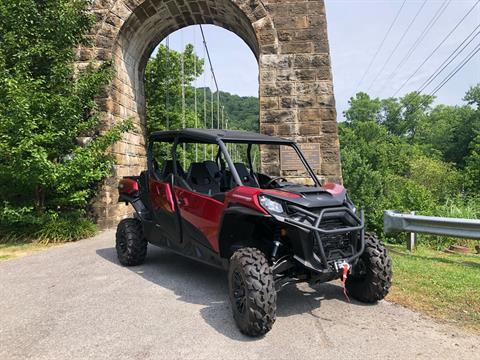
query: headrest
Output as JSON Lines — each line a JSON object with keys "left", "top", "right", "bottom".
{"left": 234, "top": 162, "right": 250, "bottom": 180}
{"left": 189, "top": 163, "right": 212, "bottom": 185}
{"left": 204, "top": 160, "right": 220, "bottom": 178}
{"left": 162, "top": 160, "right": 186, "bottom": 178}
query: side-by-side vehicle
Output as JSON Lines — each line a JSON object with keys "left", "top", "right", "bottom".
{"left": 116, "top": 129, "right": 392, "bottom": 336}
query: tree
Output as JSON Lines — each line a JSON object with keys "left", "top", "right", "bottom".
{"left": 145, "top": 44, "right": 204, "bottom": 134}
{"left": 339, "top": 86, "right": 479, "bottom": 235}
{"left": 0, "top": 0, "right": 131, "bottom": 237}
{"left": 344, "top": 92, "right": 382, "bottom": 124}
{"left": 464, "top": 135, "right": 480, "bottom": 193}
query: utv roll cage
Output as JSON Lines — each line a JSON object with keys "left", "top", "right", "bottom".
{"left": 147, "top": 129, "right": 322, "bottom": 188}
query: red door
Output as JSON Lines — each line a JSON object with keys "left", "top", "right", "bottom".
{"left": 174, "top": 187, "right": 224, "bottom": 253}
{"left": 149, "top": 176, "right": 182, "bottom": 245}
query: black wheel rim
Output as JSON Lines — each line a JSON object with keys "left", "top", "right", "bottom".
{"left": 232, "top": 270, "right": 247, "bottom": 314}
{"left": 352, "top": 258, "right": 368, "bottom": 279}
{"left": 117, "top": 233, "right": 127, "bottom": 254}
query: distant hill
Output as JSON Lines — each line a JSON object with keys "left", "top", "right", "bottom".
{"left": 187, "top": 87, "right": 259, "bottom": 132}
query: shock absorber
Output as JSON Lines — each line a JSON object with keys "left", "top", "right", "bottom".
{"left": 271, "top": 225, "right": 282, "bottom": 259}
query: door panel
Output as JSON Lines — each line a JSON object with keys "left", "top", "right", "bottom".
{"left": 149, "top": 177, "right": 181, "bottom": 245}
{"left": 174, "top": 187, "right": 224, "bottom": 253}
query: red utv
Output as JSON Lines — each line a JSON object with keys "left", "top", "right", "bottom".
{"left": 116, "top": 129, "right": 392, "bottom": 336}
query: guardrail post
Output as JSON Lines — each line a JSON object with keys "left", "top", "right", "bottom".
{"left": 406, "top": 211, "right": 416, "bottom": 251}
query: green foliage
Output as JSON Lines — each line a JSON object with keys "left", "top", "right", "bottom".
{"left": 145, "top": 44, "right": 258, "bottom": 167}
{"left": 464, "top": 135, "right": 480, "bottom": 193}
{"left": 418, "top": 196, "right": 480, "bottom": 249}
{"left": 197, "top": 89, "right": 259, "bottom": 132}
{"left": 146, "top": 44, "right": 259, "bottom": 136}
{"left": 341, "top": 84, "right": 480, "bottom": 246}
{"left": 146, "top": 44, "right": 204, "bottom": 134}
{"left": 409, "top": 156, "right": 461, "bottom": 201}
{"left": 0, "top": 205, "right": 96, "bottom": 244}
{"left": 0, "top": 0, "right": 132, "bottom": 241}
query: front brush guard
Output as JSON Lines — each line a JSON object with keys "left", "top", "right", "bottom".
{"left": 282, "top": 206, "right": 365, "bottom": 273}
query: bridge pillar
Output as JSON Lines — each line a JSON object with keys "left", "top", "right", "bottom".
{"left": 79, "top": 0, "right": 341, "bottom": 228}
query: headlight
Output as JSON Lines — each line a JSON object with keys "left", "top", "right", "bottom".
{"left": 258, "top": 195, "right": 284, "bottom": 214}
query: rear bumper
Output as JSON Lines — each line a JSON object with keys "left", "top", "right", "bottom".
{"left": 276, "top": 206, "right": 365, "bottom": 274}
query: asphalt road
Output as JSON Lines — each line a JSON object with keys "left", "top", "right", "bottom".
{"left": 1, "top": 229, "right": 478, "bottom": 360}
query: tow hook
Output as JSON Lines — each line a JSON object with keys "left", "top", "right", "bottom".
{"left": 334, "top": 260, "right": 349, "bottom": 273}
{"left": 335, "top": 261, "right": 351, "bottom": 302}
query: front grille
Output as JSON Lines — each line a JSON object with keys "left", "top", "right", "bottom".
{"left": 314, "top": 218, "right": 356, "bottom": 261}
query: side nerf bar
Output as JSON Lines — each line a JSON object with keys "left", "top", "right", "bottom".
{"left": 284, "top": 206, "right": 365, "bottom": 272}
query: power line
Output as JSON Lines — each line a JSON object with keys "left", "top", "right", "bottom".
{"left": 199, "top": 25, "right": 222, "bottom": 129}
{"left": 392, "top": 0, "right": 480, "bottom": 97}
{"left": 367, "top": 0, "right": 428, "bottom": 92}
{"left": 419, "top": 27, "right": 480, "bottom": 93}
{"left": 354, "top": 0, "right": 407, "bottom": 92}
{"left": 429, "top": 43, "right": 480, "bottom": 96}
{"left": 385, "top": 40, "right": 479, "bottom": 126}
{"left": 380, "top": 0, "right": 451, "bottom": 93}
{"left": 165, "top": 36, "right": 170, "bottom": 129}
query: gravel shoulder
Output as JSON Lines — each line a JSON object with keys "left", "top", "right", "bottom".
{"left": 0, "top": 230, "right": 478, "bottom": 360}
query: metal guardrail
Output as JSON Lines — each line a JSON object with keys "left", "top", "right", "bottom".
{"left": 384, "top": 210, "right": 480, "bottom": 250}
{"left": 384, "top": 210, "right": 480, "bottom": 240}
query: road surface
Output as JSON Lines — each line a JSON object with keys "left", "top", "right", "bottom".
{"left": 1, "top": 230, "right": 478, "bottom": 359}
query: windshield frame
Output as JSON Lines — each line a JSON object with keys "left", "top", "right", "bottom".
{"left": 220, "top": 140, "right": 322, "bottom": 188}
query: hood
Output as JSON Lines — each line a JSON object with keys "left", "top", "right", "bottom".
{"left": 262, "top": 183, "right": 347, "bottom": 208}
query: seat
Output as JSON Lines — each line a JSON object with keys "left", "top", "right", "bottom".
{"left": 187, "top": 162, "right": 221, "bottom": 195}
{"left": 161, "top": 160, "right": 186, "bottom": 180}
{"left": 204, "top": 160, "right": 221, "bottom": 181}
{"left": 233, "top": 162, "right": 259, "bottom": 188}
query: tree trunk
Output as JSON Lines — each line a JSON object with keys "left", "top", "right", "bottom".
{"left": 35, "top": 185, "right": 45, "bottom": 214}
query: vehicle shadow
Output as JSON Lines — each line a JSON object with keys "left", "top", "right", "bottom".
{"left": 96, "top": 245, "right": 368, "bottom": 341}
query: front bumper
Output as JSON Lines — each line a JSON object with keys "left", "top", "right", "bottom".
{"left": 275, "top": 206, "right": 365, "bottom": 274}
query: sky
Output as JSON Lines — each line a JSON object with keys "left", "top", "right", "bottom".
{"left": 154, "top": 0, "right": 479, "bottom": 119}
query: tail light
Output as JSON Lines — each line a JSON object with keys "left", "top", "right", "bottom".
{"left": 118, "top": 178, "right": 139, "bottom": 195}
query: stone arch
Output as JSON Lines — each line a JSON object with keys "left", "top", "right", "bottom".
{"left": 80, "top": 0, "right": 341, "bottom": 227}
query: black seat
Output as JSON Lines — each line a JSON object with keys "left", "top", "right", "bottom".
{"left": 204, "top": 160, "right": 221, "bottom": 181}
{"left": 161, "top": 160, "right": 186, "bottom": 180}
{"left": 187, "top": 162, "right": 221, "bottom": 195}
{"left": 234, "top": 162, "right": 259, "bottom": 188}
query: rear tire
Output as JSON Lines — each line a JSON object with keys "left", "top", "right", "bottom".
{"left": 346, "top": 233, "right": 392, "bottom": 303}
{"left": 228, "top": 247, "right": 276, "bottom": 337}
{"left": 115, "top": 218, "right": 147, "bottom": 266}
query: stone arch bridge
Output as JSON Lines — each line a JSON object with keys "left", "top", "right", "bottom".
{"left": 78, "top": 0, "right": 341, "bottom": 227}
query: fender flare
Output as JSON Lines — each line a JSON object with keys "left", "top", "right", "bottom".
{"left": 118, "top": 194, "right": 148, "bottom": 221}
{"left": 218, "top": 205, "right": 272, "bottom": 258}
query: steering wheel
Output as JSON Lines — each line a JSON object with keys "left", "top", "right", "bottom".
{"left": 265, "top": 176, "right": 288, "bottom": 188}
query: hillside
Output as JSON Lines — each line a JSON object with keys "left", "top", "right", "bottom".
{"left": 186, "top": 87, "right": 259, "bottom": 132}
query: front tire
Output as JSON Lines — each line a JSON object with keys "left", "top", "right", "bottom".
{"left": 346, "top": 233, "right": 392, "bottom": 303}
{"left": 115, "top": 218, "right": 147, "bottom": 266}
{"left": 228, "top": 247, "right": 276, "bottom": 337}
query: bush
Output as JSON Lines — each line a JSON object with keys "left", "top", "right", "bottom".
{"left": 0, "top": 0, "right": 132, "bottom": 243}
{"left": 409, "top": 156, "right": 461, "bottom": 202}
{"left": 0, "top": 208, "right": 96, "bottom": 244}
{"left": 416, "top": 196, "right": 480, "bottom": 250}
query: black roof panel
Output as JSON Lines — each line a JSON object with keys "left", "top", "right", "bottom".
{"left": 149, "top": 128, "right": 294, "bottom": 144}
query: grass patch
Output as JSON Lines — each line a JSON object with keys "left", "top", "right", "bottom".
{"left": 0, "top": 242, "right": 59, "bottom": 261}
{"left": 0, "top": 212, "right": 98, "bottom": 261}
{"left": 0, "top": 213, "right": 97, "bottom": 245}
{"left": 387, "top": 243, "right": 480, "bottom": 332}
